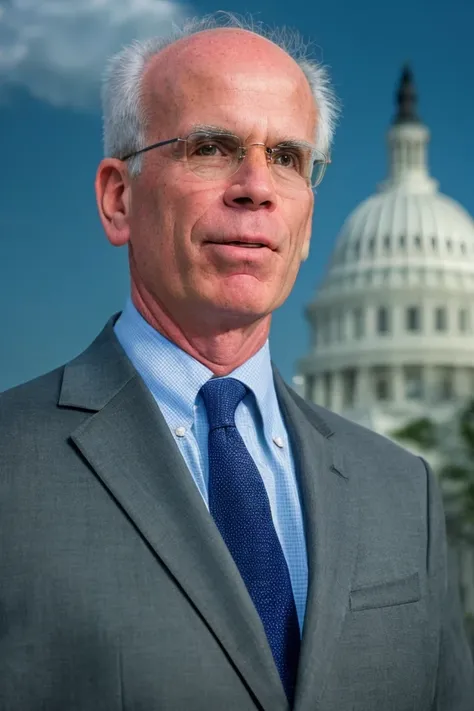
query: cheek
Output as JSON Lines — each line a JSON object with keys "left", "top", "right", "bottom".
{"left": 128, "top": 184, "right": 174, "bottom": 279}
{"left": 287, "top": 200, "right": 313, "bottom": 256}
{"left": 131, "top": 178, "right": 180, "bottom": 248}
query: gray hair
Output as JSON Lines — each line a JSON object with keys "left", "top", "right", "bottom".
{"left": 102, "top": 12, "right": 340, "bottom": 176}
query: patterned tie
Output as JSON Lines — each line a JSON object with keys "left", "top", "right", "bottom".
{"left": 200, "top": 377, "right": 300, "bottom": 703}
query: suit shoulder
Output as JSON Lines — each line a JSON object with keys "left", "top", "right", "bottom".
{"left": 289, "top": 393, "right": 434, "bottom": 526}
{"left": 0, "top": 367, "right": 65, "bottom": 429}
{"left": 327, "top": 406, "right": 417, "bottom": 460}
{"left": 289, "top": 388, "right": 423, "bottom": 470}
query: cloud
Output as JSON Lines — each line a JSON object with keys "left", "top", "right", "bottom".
{"left": 0, "top": 0, "right": 189, "bottom": 109}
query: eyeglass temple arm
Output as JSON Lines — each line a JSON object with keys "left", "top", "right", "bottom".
{"left": 121, "top": 137, "right": 180, "bottom": 162}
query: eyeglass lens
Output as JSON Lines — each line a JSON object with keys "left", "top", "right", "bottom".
{"left": 179, "top": 132, "right": 326, "bottom": 188}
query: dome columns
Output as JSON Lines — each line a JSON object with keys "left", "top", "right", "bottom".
{"left": 300, "top": 362, "right": 474, "bottom": 415}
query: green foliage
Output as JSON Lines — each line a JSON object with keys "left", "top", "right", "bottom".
{"left": 390, "top": 400, "right": 474, "bottom": 537}
{"left": 459, "top": 400, "right": 474, "bottom": 459}
{"left": 391, "top": 401, "right": 474, "bottom": 637}
{"left": 441, "top": 464, "right": 472, "bottom": 481}
{"left": 391, "top": 417, "right": 437, "bottom": 451}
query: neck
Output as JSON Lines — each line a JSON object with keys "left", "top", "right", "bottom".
{"left": 131, "top": 284, "right": 271, "bottom": 377}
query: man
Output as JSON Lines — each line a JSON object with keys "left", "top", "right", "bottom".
{"left": 1, "top": 14, "right": 473, "bottom": 711}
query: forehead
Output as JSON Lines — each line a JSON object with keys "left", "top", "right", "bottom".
{"left": 142, "top": 30, "right": 317, "bottom": 142}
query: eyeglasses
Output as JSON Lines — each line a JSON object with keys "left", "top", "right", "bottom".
{"left": 121, "top": 130, "right": 330, "bottom": 189}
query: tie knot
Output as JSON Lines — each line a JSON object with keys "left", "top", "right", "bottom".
{"left": 200, "top": 377, "right": 248, "bottom": 431}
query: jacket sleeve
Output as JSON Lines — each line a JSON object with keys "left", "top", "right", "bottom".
{"left": 421, "top": 457, "right": 474, "bottom": 709}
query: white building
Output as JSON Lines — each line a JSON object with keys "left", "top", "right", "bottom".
{"left": 296, "top": 67, "right": 474, "bottom": 618}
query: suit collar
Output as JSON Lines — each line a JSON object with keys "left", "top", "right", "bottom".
{"left": 58, "top": 313, "right": 134, "bottom": 412}
{"left": 272, "top": 367, "right": 347, "bottom": 479}
{"left": 114, "top": 299, "right": 284, "bottom": 448}
{"left": 58, "top": 312, "right": 347, "bottom": 458}
{"left": 114, "top": 300, "right": 212, "bottom": 433}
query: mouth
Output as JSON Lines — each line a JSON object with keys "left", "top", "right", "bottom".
{"left": 220, "top": 241, "right": 267, "bottom": 248}
{"left": 205, "top": 236, "right": 275, "bottom": 250}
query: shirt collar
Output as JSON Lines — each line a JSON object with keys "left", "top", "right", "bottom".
{"left": 114, "top": 299, "right": 211, "bottom": 431}
{"left": 114, "top": 298, "right": 280, "bottom": 440}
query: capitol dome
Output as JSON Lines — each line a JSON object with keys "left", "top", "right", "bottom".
{"left": 332, "top": 190, "right": 474, "bottom": 275}
{"left": 297, "top": 67, "right": 474, "bottom": 426}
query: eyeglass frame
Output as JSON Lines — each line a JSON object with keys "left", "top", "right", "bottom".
{"left": 120, "top": 129, "right": 330, "bottom": 189}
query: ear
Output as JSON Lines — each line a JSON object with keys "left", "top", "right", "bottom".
{"left": 300, "top": 238, "right": 311, "bottom": 262}
{"left": 300, "top": 199, "right": 314, "bottom": 262}
{"left": 95, "top": 158, "right": 132, "bottom": 247}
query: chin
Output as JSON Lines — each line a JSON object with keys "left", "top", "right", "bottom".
{"left": 215, "top": 280, "right": 276, "bottom": 317}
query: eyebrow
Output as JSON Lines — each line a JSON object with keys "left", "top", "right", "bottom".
{"left": 188, "top": 124, "right": 316, "bottom": 150}
{"left": 191, "top": 124, "right": 236, "bottom": 136}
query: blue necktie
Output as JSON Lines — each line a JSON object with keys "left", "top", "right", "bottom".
{"left": 200, "top": 377, "right": 300, "bottom": 703}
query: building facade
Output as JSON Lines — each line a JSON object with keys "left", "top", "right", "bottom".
{"left": 296, "top": 67, "right": 474, "bottom": 620}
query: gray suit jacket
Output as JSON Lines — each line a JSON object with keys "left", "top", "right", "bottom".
{"left": 1, "top": 316, "right": 473, "bottom": 711}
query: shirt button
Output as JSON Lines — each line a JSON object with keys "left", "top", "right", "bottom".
{"left": 175, "top": 426, "right": 186, "bottom": 437}
{"left": 273, "top": 436, "right": 284, "bottom": 448}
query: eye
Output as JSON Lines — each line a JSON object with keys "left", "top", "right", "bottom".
{"left": 194, "top": 142, "right": 223, "bottom": 157}
{"left": 188, "top": 133, "right": 237, "bottom": 160}
{"left": 272, "top": 148, "right": 302, "bottom": 171}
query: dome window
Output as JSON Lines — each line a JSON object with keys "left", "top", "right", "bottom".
{"left": 437, "top": 366, "right": 454, "bottom": 401}
{"left": 377, "top": 306, "right": 390, "bottom": 334}
{"left": 460, "top": 242, "right": 467, "bottom": 255}
{"left": 414, "top": 236, "right": 422, "bottom": 250}
{"left": 431, "top": 236, "right": 438, "bottom": 251}
{"left": 353, "top": 307, "right": 365, "bottom": 339}
{"left": 353, "top": 240, "right": 360, "bottom": 258}
{"left": 459, "top": 308, "right": 470, "bottom": 333}
{"left": 404, "top": 365, "right": 424, "bottom": 400}
{"left": 399, "top": 235, "right": 406, "bottom": 249}
{"left": 336, "top": 310, "right": 345, "bottom": 341}
{"left": 323, "top": 372, "right": 332, "bottom": 408}
{"left": 435, "top": 307, "right": 448, "bottom": 331}
{"left": 383, "top": 235, "right": 391, "bottom": 252}
{"left": 342, "top": 368, "right": 357, "bottom": 408}
{"left": 373, "top": 366, "right": 391, "bottom": 401}
{"left": 367, "top": 237, "right": 375, "bottom": 254}
{"left": 446, "top": 239, "right": 453, "bottom": 252}
{"left": 406, "top": 306, "right": 421, "bottom": 331}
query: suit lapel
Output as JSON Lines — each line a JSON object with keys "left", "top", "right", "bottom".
{"left": 60, "top": 320, "right": 288, "bottom": 711}
{"left": 274, "top": 373, "right": 359, "bottom": 711}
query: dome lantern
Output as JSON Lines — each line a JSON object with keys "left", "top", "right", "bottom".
{"left": 393, "top": 64, "right": 420, "bottom": 125}
{"left": 381, "top": 66, "right": 437, "bottom": 194}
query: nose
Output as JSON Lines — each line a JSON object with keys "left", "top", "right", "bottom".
{"left": 223, "top": 145, "right": 277, "bottom": 211}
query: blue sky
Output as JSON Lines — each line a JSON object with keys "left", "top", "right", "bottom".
{"left": 1, "top": 0, "right": 473, "bottom": 390}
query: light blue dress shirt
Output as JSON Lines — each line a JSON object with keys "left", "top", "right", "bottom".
{"left": 114, "top": 299, "right": 308, "bottom": 631}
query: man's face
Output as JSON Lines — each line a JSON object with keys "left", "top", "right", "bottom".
{"left": 126, "top": 30, "right": 317, "bottom": 331}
